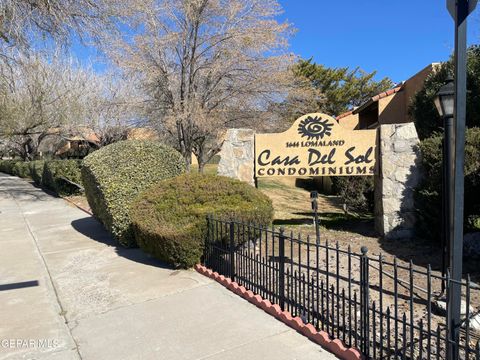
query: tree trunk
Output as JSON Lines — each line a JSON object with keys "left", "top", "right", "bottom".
{"left": 195, "top": 145, "right": 205, "bottom": 174}
{"left": 184, "top": 151, "right": 192, "bottom": 172}
{"left": 19, "top": 138, "right": 34, "bottom": 161}
{"left": 193, "top": 139, "right": 223, "bottom": 175}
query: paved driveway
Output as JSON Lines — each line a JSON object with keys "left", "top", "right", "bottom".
{"left": 0, "top": 173, "right": 336, "bottom": 360}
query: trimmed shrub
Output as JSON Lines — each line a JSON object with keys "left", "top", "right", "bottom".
{"left": 130, "top": 174, "right": 274, "bottom": 268}
{"left": 0, "top": 160, "right": 31, "bottom": 178}
{"left": 28, "top": 160, "right": 45, "bottom": 185}
{"left": 12, "top": 161, "right": 31, "bottom": 178}
{"left": 0, "top": 159, "right": 82, "bottom": 195}
{"left": 42, "top": 160, "right": 83, "bottom": 195}
{"left": 415, "top": 128, "right": 480, "bottom": 242}
{"left": 81, "top": 140, "right": 185, "bottom": 247}
{"left": 0, "top": 160, "right": 16, "bottom": 174}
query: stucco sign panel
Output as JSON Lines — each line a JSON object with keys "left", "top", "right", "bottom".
{"left": 255, "top": 113, "right": 377, "bottom": 177}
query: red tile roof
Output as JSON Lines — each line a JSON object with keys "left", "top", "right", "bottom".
{"left": 336, "top": 110, "right": 354, "bottom": 120}
{"left": 336, "top": 85, "right": 403, "bottom": 120}
{"left": 371, "top": 85, "right": 403, "bottom": 102}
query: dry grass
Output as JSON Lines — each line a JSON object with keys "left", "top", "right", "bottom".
{"left": 191, "top": 163, "right": 218, "bottom": 176}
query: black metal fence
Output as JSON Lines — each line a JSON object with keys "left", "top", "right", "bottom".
{"left": 203, "top": 216, "right": 480, "bottom": 360}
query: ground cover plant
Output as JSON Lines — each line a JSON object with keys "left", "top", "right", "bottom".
{"left": 130, "top": 173, "right": 274, "bottom": 268}
{"left": 81, "top": 140, "right": 185, "bottom": 247}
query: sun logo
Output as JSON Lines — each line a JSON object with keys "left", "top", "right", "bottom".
{"left": 297, "top": 116, "right": 333, "bottom": 140}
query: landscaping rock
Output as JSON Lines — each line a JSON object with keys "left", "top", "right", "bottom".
{"left": 465, "top": 313, "right": 480, "bottom": 333}
{"left": 433, "top": 298, "right": 474, "bottom": 317}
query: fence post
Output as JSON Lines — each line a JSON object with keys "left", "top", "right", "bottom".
{"left": 360, "top": 246, "right": 370, "bottom": 357}
{"left": 204, "top": 215, "right": 211, "bottom": 266}
{"left": 279, "top": 227, "right": 286, "bottom": 311}
{"left": 229, "top": 221, "right": 235, "bottom": 282}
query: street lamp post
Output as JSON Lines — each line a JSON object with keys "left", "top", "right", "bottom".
{"left": 434, "top": 77, "right": 455, "bottom": 288}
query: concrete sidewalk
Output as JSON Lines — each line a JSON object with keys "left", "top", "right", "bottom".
{"left": 0, "top": 173, "right": 336, "bottom": 360}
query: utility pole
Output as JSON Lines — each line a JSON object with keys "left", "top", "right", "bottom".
{"left": 445, "top": 1, "right": 477, "bottom": 359}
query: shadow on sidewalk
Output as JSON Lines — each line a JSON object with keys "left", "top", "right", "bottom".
{"left": 71, "top": 217, "right": 173, "bottom": 270}
{"left": 0, "top": 280, "right": 39, "bottom": 292}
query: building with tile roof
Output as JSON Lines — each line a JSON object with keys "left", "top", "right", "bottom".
{"left": 336, "top": 63, "right": 440, "bottom": 130}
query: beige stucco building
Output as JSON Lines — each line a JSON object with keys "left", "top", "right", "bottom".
{"left": 336, "top": 63, "right": 440, "bottom": 129}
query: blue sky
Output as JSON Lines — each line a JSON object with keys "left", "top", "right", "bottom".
{"left": 278, "top": 0, "right": 480, "bottom": 83}
{"left": 73, "top": 1, "right": 480, "bottom": 83}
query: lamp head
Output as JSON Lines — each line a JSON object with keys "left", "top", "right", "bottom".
{"left": 434, "top": 76, "right": 455, "bottom": 118}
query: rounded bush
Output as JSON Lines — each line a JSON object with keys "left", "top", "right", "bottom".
{"left": 130, "top": 174, "right": 274, "bottom": 268}
{"left": 81, "top": 140, "right": 185, "bottom": 247}
{"left": 42, "top": 160, "right": 83, "bottom": 195}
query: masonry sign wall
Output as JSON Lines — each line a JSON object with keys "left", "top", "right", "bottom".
{"left": 255, "top": 113, "right": 377, "bottom": 177}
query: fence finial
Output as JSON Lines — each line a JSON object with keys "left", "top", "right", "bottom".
{"left": 361, "top": 246, "right": 368, "bottom": 256}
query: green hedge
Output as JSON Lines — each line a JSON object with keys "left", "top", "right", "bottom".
{"left": 29, "top": 160, "right": 45, "bottom": 185}
{"left": 0, "top": 159, "right": 82, "bottom": 195}
{"left": 81, "top": 140, "right": 185, "bottom": 247}
{"left": 42, "top": 160, "right": 83, "bottom": 195}
{"left": 12, "top": 161, "right": 31, "bottom": 178}
{"left": 130, "top": 174, "right": 274, "bottom": 268}
{"left": 0, "top": 160, "right": 31, "bottom": 178}
{"left": 0, "top": 160, "right": 16, "bottom": 175}
{"left": 415, "top": 128, "right": 480, "bottom": 241}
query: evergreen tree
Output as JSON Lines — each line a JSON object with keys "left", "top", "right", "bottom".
{"left": 288, "top": 59, "right": 393, "bottom": 118}
{"left": 409, "top": 45, "right": 480, "bottom": 139}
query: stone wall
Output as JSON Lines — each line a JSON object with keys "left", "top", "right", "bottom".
{"left": 219, "top": 125, "right": 422, "bottom": 240}
{"left": 374, "top": 123, "right": 422, "bottom": 239}
{"left": 217, "top": 129, "right": 255, "bottom": 186}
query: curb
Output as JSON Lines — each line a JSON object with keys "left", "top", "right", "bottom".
{"left": 195, "top": 264, "right": 363, "bottom": 360}
{"left": 62, "top": 197, "right": 93, "bottom": 216}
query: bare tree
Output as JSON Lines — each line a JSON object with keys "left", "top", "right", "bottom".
{"left": 0, "top": 0, "right": 129, "bottom": 52}
{"left": 80, "top": 71, "right": 142, "bottom": 147}
{"left": 110, "top": 0, "right": 294, "bottom": 172}
{"left": 0, "top": 52, "right": 137, "bottom": 159}
{"left": 0, "top": 0, "right": 142, "bottom": 159}
{"left": 267, "top": 73, "right": 325, "bottom": 132}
